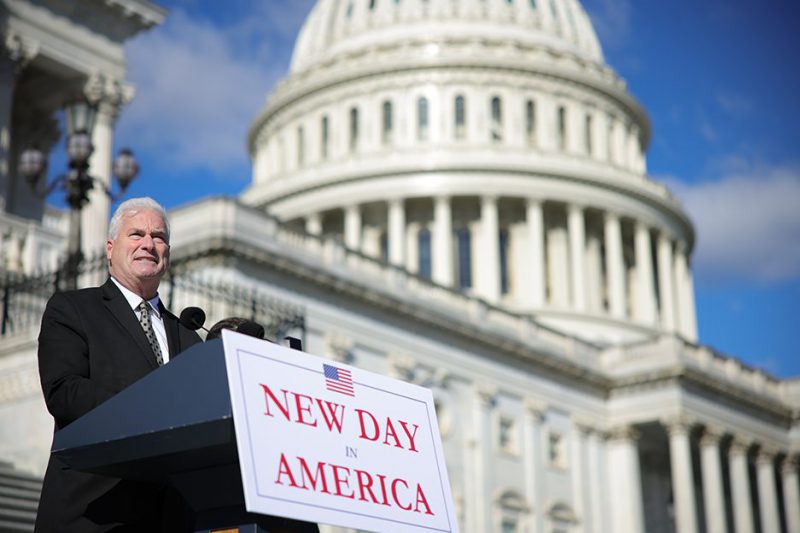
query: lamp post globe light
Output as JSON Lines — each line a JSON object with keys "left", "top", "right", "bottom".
{"left": 18, "top": 99, "right": 140, "bottom": 289}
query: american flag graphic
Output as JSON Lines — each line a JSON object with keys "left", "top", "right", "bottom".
{"left": 324, "top": 364, "right": 355, "bottom": 396}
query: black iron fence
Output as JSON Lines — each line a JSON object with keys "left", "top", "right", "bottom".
{"left": 0, "top": 254, "right": 305, "bottom": 343}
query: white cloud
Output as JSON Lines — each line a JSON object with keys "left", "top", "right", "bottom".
{"left": 583, "top": 0, "right": 633, "bottom": 49}
{"left": 664, "top": 162, "right": 800, "bottom": 284}
{"left": 716, "top": 92, "right": 753, "bottom": 116}
{"left": 116, "top": 2, "right": 315, "bottom": 178}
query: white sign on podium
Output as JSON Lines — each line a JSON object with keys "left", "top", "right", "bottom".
{"left": 222, "top": 330, "right": 460, "bottom": 533}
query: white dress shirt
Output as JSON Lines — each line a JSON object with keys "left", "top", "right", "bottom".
{"left": 110, "top": 277, "right": 171, "bottom": 363}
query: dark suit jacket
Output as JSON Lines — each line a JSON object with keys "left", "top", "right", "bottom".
{"left": 35, "top": 278, "right": 202, "bottom": 532}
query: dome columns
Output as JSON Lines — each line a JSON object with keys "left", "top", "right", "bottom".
{"left": 433, "top": 196, "right": 454, "bottom": 286}
{"left": 525, "top": 199, "right": 546, "bottom": 309}
{"left": 477, "top": 196, "right": 501, "bottom": 302}
{"left": 567, "top": 204, "right": 586, "bottom": 311}
{"left": 298, "top": 197, "right": 697, "bottom": 342}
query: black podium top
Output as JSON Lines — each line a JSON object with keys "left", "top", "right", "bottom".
{"left": 52, "top": 340, "right": 237, "bottom": 482}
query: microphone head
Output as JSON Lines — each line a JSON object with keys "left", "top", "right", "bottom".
{"left": 237, "top": 321, "right": 265, "bottom": 339}
{"left": 179, "top": 307, "right": 206, "bottom": 331}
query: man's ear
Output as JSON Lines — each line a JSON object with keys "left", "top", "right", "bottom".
{"left": 106, "top": 239, "right": 113, "bottom": 265}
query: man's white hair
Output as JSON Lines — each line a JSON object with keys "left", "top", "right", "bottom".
{"left": 108, "top": 197, "right": 170, "bottom": 241}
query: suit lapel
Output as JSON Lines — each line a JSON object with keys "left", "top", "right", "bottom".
{"left": 102, "top": 279, "right": 160, "bottom": 369}
{"left": 160, "top": 301, "right": 181, "bottom": 359}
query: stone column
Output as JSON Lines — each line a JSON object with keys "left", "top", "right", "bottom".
{"left": 729, "top": 438, "right": 755, "bottom": 533}
{"left": 471, "top": 383, "right": 495, "bottom": 533}
{"left": 666, "top": 418, "right": 698, "bottom": 533}
{"left": 674, "top": 242, "right": 698, "bottom": 341}
{"left": 634, "top": 221, "right": 656, "bottom": 324}
{"left": 573, "top": 422, "right": 592, "bottom": 532}
{"left": 388, "top": 198, "right": 405, "bottom": 266}
{"left": 82, "top": 75, "right": 128, "bottom": 262}
{"left": 567, "top": 204, "right": 586, "bottom": 311}
{"left": 344, "top": 204, "right": 361, "bottom": 250}
{"left": 699, "top": 427, "right": 727, "bottom": 533}
{"left": 756, "top": 447, "right": 780, "bottom": 533}
{"left": 526, "top": 198, "right": 545, "bottom": 308}
{"left": 782, "top": 456, "right": 800, "bottom": 533}
{"left": 604, "top": 212, "right": 626, "bottom": 318}
{"left": 478, "top": 196, "right": 500, "bottom": 302}
{"left": 587, "top": 429, "right": 605, "bottom": 533}
{"left": 607, "top": 426, "right": 645, "bottom": 533}
{"left": 305, "top": 213, "right": 322, "bottom": 235}
{"left": 1, "top": 31, "right": 37, "bottom": 213}
{"left": 657, "top": 232, "right": 676, "bottom": 330}
{"left": 432, "top": 196, "right": 453, "bottom": 286}
{"left": 523, "top": 399, "right": 546, "bottom": 533}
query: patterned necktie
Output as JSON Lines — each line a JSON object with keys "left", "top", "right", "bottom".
{"left": 137, "top": 300, "right": 164, "bottom": 366}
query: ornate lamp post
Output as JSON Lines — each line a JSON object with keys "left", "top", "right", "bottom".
{"left": 18, "top": 98, "right": 139, "bottom": 289}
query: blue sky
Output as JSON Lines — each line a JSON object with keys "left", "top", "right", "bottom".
{"left": 73, "top": 1, "right": 799, "bottom": 376}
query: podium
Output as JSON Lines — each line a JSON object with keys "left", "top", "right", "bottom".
{"left": 51, "top": 340, "right": 317, "bottom": 533}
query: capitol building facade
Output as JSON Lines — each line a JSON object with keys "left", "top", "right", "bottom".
{"left": 1, "top": 1, "right": 799, "bottom": 532}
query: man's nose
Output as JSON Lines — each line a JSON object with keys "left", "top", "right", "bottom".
{"left": 140, "top": 235, "right": 155, "bottom": 250}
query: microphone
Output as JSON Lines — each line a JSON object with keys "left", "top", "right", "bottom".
{"left": 179, "top": 307, "right": 207, "bottom": 332}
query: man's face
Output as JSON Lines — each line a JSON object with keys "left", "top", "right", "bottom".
{"left": 106, "top": 209, "right": 170, "bottom": 291}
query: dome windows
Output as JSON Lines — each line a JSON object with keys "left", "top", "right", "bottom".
{"left": 417, "top": 97, "right": 429, "bottom": 141}
{"left": 454, "top": 95, "right": 466, "bottom": 141}
{"left": 490, "top": 96, "right": 503, "bottom": 143}
{"left": 525, "top": 99, "right": 537, "bottom": 146}
{"left": 349, "top": 107, "right": 359, "bottom": 152}
{"left": 320, "top": 115, "right": 330, "bottom": 160}
{"left": 557, "top": 105, "right": 567, "bottom": 150}
{"left": 382, "top": 100, "right": 393, "bottom": 145}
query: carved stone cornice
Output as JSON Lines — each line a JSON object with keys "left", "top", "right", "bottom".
{"left": 661, "top": 415, "right": 696, "bottom": 436}
{"left": 324, "top": 332, "right": 353, "bottom": 363}
{"left": 524, "top": 397, "right": 547, "bottom": 420}
{"left": 728, "top": 436, "right": 752, "bottom": 456}
{"left": 781, "top": 455, "right": 799, "bottom": 475}
{"left": 608, "top": 424, "right": 640, "bottom": 443}
{"left": 475, "top": 381, "right": 497, "bottom": 407}
{"left": 699, "top": 424, "right": 726, "bottom": 448}
{"left": 3, "top": 30, "right": 38, "bottom": 74}
{"left": 84, "top": 72, "right": 135, "bottom": 119}
{"left": 756, "top": 445, "right": 780, "bottom": 466}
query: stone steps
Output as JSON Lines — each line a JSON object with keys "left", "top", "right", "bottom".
{"left": 0, "top": 462, "right": 40, "bottom": 532}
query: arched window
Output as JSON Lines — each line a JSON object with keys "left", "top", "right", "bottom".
{"left": 382, "top": 100, "right": 393, "bottom": 145}
{"left": 349, "top": 107, "right": 359, "bottom": 152}
{"left": 456, "top": 228, "right": 472, "bottom": 289}
{"left": 525, "top": 99, "right": 536, "bottom": 145}
{"left": 607, "top": 115, "right": 615, "bottom": 161}
{"left": 585, "top": 113, "right": 593, "bottom": 155}
{"left": 500, "top": 228, "right": 510, "bottom": 294}
{"left": 320, "top": 115, "right": 329, "bottom": 160}
{"left": 557, "top": 105, "right": 566, "bottom": 150}
{"left": 418, "top": 228, "right": 432, "bottom": 279}
{"left": 490, "top": 96, "right": 503, "bottom": 142}
{"left": 417, "top": 96, "right": 429, "bottom": 141}
{"left": 296, "top": 126, "right": 304, "bottom": 167}
{"left": 454, "top": 95, "right": 466, "bottom": 140}
{"left": 497, "top": 490, "right": 529, "bottom": 533}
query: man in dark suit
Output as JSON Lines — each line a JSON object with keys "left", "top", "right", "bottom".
{"left": 35, "top": 197, "right": 202, "bottom": 532}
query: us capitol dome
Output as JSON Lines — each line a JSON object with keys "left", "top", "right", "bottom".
{"left": 242, "top": 0, "right": 697, "bottom": 346}
{"left": 2, "top": 2, "right": 798, "bottom": 532}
